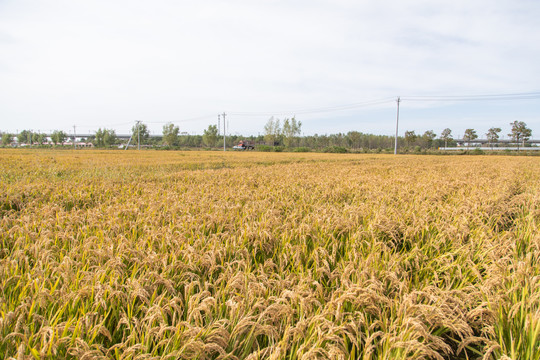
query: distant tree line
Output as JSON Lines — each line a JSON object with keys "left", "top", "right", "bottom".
{"left": 1, "top": 130, "right": 70, "bottom": 147}
{"left": 0, "top": 120, "right": 533, "bottom": 152}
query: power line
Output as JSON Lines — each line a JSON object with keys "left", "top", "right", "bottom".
{"left": 404, "top": 90, "right": 540, "bottom": 98}
{"left": 74, "top": 115, "right": 216, "bottom": 131}
{"left": 74, "top": 120, "right": 134, "bottom": 128}
{"left": 53, "top": 90, "right": 540, "bottom": 135}
{"left": 229, "top": 97, "right": 396, "bottom": 116}
{"left": 402, "top": 91, "right": 540, "bottom": 102}
{"left": 144, "top": 114, "right": 216, "bottom": 124}
{"left": 228, "top": 91, "right": 540, "bottom": 118}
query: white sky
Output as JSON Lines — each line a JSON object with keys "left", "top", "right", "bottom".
{"left": 1, "top": 0, "right": 539, "bottom": 137}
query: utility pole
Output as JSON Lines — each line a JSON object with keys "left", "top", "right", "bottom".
{"left": 73, "top": 125, "right": 76, "bottom": 149}
{"left": 394, "top": 96, "right": 401, "bottom": 155}
{"left": 137, "top": 121, "right": 141, "bottom": 150}
{"left": 218, "top": 114, "right": 221, "bottom": 135}
{"left": 222, "top": 112, "right": 226, "bottom": 151}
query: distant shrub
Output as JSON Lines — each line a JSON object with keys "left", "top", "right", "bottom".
{"left": 323, "top": 146, "right": 348, "bottom": 153}
{"left": 273, "top": 146, "right": 284, "bottom": 152}
{"left": 257, "top": 145, "right": 273, "bottom": 152}
{"left": 292, "top": 147, "right": 311, "bottom": 153}
{"left": 472, "top": 148, "right": 484, "bottom": 155}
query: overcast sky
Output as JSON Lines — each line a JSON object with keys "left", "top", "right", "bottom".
{"left": 1, "top": 0, "right": 539, "bottom": 138}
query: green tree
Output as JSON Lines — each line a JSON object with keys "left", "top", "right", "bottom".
{"left": 93, "top": 128, "right": 116, "bottom": 147}
{"left": 508, "top": 121, "right": 532, "bottom": 151}
{"left": 94, "top": 128, "right": 105, "bottom": 147}
{"left": 51, "top": 130, "right": 67, "bottom": 146}
{"left": 32, "top": 132, "right": 45, "bottom": 145}
{"left": 131, "top": 122, "right": 150, "bottom": 146}
{"left": 37, "top": 133, "right": 47, "bottom": 145}
{"left": 282, "top": 117, "right": 302, "bottom": 147}
{"left": 202, "top": 125, "right": 218, "bottom": 147}
{"left": 422, "top": 130, "right": 436, "bottom": 149}
{"left": 2, "top": 133, "right": 13, "bottom": 147}
{"left": 486, "top": 127, "right": 501, "bottom": 150}
{"left": 263, "top": 117, "right": 281, "bottom": 146}
{"left": 440, "top": 128, "right": 452, "bottom": 149}
{"left": 463, "top": 129, "right": 478, "bottom": 150}
{"left": 346, "top": 131, "right": 362, "bottom": 149}
{"left": 17, "top": 130, "right": 33, "bottom": 145}
{"left": 404, "top": 130, "right": 417, "bottom": 148}
{"left": 103, "top": 129, "right": 117, "bottom": 147}
{"left": 162, "top": 123, "right": 180, "bottom": 147}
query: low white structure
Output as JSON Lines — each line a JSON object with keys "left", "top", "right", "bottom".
{"left": 440, "top": 147, "right": 540, "bottom": 151}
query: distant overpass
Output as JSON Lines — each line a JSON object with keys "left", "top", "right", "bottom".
{"left": 65, "top": 133, "right": 162, "bottom": 140}
{"left": 454, "top": 138, "right": 540, "bottom": 145}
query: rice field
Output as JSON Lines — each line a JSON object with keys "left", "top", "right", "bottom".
{"left": 1, "top": 149, "right": 539, "bottom": 360}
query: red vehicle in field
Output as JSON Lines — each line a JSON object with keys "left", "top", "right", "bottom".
{"left": 233, "top": 140, "right": 255, "bottom": 150}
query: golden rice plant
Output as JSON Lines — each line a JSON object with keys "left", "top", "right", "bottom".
{"left": 0, "top": 149, "right": 539, "bottom": 359}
